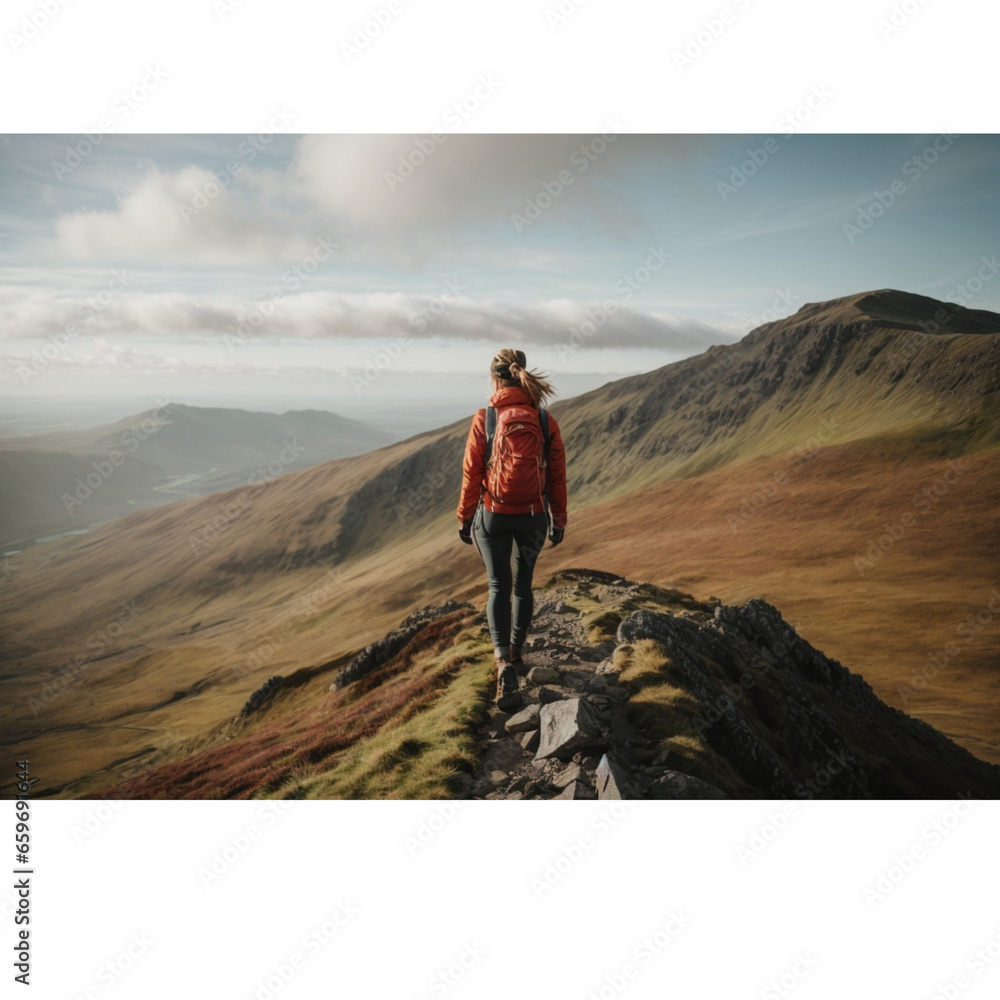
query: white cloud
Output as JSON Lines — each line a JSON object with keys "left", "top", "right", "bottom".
{"left": 288, "top": 134, "right": 606, "bottom": 227}
{"left": 41, "top": 135, "right": 719, "bottom": 268}
{"left": 0, "top": 285, "right": 727, "bottom": 353}
{"left": 53, "top": 166, "right": 328, "bottom": 264}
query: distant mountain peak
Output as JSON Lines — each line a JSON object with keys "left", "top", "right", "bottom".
{"left": 777, "top": 288, "right": 1000, "bottom": 337}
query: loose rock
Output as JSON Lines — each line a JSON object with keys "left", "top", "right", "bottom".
{"left": 504, "top": 704, "right": 541, "bottom": 734}
{"left": 595, "top": 754, "right": 639, "bottom": 799}
{"left": 536, "top": 698, "right": 605, "bottom": 761}
{"left": 527, "top": 666, "right": 560, "bottom": 684}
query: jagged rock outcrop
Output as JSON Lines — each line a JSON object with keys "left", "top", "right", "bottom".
{"left": 464, "top": 569, "right": 1000, "bottom": 800}
{"left": 331, "top": 599, "right": 474, "bottom": 690}
{"left": 646, "top": 771, "right": 729, "bottom": 800}
{"left": 240, "top": 675, "right": 285, "bottom": 716}
{"left": 616, "top": 603, "right": 867, "bottom": 798}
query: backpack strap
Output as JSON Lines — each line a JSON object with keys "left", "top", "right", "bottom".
{"left": 538, "top": 408, "right": 550, "bottom": 463}
{"left": 484, "top": 406, "right": 497, "bottom": 467}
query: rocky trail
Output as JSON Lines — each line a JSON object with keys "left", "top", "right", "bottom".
{"left": 465, "top": 570, "right": 732, "bottom": 800}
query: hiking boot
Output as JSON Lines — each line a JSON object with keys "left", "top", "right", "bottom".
{"left": 509, "top": 644, "right": 527, "bottom": 676}
{"left": 495, "top": 661, "right": 522, "bottom": 712}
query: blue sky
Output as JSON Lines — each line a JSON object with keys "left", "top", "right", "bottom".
{"left": 2, "top": 131, "right": 999, "bottom": 424}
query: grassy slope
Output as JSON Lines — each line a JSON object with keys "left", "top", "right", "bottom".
{"left": 93, "top": 607, "right": 495, "bottom": 800}
{"left": 4, "top": 431, "right": 997, "bottom": 797}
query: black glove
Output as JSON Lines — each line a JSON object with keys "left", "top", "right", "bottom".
{"left": 549, "top": 526, "right": 564, "bottom": 546}
{"left": 458, "top": 520, "right": 473, "bottom": 545}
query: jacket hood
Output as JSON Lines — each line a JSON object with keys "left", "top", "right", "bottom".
{"left": 489, "top": 385, "right": 535, "bottom": 408}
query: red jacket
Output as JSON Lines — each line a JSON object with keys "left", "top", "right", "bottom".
{"left": 457, "top": 385, "right": 568, "bottom": 528}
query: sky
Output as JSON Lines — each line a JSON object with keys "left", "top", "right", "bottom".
{"left": 2, "top": 131, "right": 999, "bottom": 432}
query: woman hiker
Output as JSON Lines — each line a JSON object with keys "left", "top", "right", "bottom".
{"left": 456, "top": 348, "right": 568, "bottom": 712}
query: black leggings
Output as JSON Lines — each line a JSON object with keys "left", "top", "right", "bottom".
{"left": 472, "top": 506, "right": 548, "bottom": 660}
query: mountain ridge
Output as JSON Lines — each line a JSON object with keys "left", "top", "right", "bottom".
{"left": 764, "top": 287, "right": 1000, "bottom": 336}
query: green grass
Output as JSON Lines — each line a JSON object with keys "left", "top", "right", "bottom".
{"left": 277, "top": 628, "right": 496, "bottom": 800}
{"left": 614, "top": 639, "right": 758, "bottom": 797}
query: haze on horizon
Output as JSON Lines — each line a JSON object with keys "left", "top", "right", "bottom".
{"left": 2, "top": 131, "right": 999, "bottom": 432}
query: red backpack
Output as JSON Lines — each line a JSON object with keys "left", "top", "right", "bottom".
{"left": 483, "top": 404, "right": 551, "bottom": 508}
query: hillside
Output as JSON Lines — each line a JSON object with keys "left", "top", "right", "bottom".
{"left": 22, "top": 570, "right": 1000, "bottom": 800}
{"left": 1, "top": 288, "right": 998, "bottom": 797}
{"left": 0, "top": 402, "right": 393, "bottom": 548}
{"left": 552, "top": 288, "right": 1000, "bottom": 501}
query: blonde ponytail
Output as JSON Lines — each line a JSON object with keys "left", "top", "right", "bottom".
{"left": 490, "top": 348, "right": 555, "bottom": 407}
